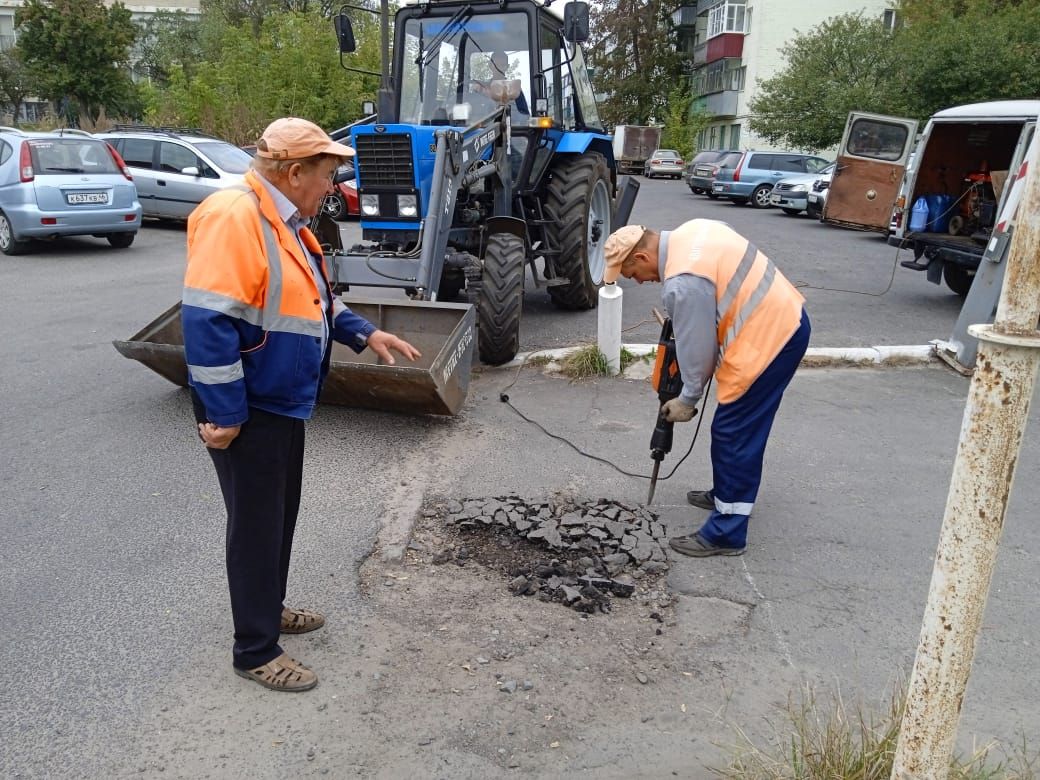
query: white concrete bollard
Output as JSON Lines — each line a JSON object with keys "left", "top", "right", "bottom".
{"left": 597, "top": 282, "right": 623, "bottom": 374}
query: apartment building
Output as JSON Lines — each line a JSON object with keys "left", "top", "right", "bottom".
{"left": 672, "top": 0, "right": 894, "bottom": 152}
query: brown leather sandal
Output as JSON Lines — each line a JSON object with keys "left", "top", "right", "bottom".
{"left": 280, "top": 607, "right": 325, "bottom": 634}
{"left": 234, "top": 653, "right": 318, "bottom": 692}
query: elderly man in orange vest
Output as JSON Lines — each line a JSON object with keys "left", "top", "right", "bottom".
{"left": 603, "top": 220, "right": 810, "bottom": 556}
{"left": 183, "top": 118, "right": 420, "bottom": 691}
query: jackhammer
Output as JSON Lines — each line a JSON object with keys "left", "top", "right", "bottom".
{"left": 646, "top": 312, "right": 684, "bottom": 504}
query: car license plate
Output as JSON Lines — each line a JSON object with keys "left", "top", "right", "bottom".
{"left": 808, "top": 194, "right": 818, "bottom": 203}
{"left": 770, "top": 194, "right": 781, "bottom": 205}
{"left": 712, "top": 183, "right": 724, "bottom": 192}
{"left": 67, "top": 192, "right": 109, "bottom": 205}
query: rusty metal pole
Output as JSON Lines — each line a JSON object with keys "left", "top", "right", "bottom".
{"left": 892, "top": 139, "right": 1040, "bottom": 778}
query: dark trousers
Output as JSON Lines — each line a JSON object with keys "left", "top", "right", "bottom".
{"left": 699, "top": 309, "right": 811, "bottom": 548}
{"left": 192, "top": 390, "right": 305, "bottom": 670}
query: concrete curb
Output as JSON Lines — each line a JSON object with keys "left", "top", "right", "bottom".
{"left": 498, "top": 342, "right": 942, "bottom": 372}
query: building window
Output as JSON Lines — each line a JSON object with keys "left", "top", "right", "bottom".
{"left": 729, "top": 66, "right": 745, "bottom": 91}
{"left": 730, "top": 123, "right": 740, "bottom": 149}
{"left": 718, "top": 125, "right": 727, "bottom": 149}
{"left": 709, "top": 125, "right": 718, "bottom": 149}
{"left": 707, "top": 1, "right": 747, "bottom": 39}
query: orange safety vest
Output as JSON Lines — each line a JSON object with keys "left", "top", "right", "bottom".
{"left": 183, "top": 170, "right": 374, "bottom": 424}
{"left": 664, "top": 220, "right": 804, "bottom": 403}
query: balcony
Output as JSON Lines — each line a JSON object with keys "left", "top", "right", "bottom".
{"left": 706, "top": 32, "right": 743, "bottom": 62}
{"left": 691, "top": 89, "right": 738, "bottom": 117}
{"left": 671, "top": 5, "right": 698, "bottom": 28}
{"left": 696, "top": 0, "right": 724, "bottom": 14}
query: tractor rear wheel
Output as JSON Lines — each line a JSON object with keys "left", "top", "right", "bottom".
{"left": 469, "top": 232, "right": 524, "bottom": 365}
{"left": 544, "top": 153, "right": 613, "bottom": 310}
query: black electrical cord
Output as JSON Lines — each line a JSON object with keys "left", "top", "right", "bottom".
{"left": 497, "top": 353, "right": 713, "bottom": 484}
{"left": 793, "top": 185, "right": 977, "bottom": 297}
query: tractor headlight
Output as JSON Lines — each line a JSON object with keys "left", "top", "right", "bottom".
{"left": 361, "top": 194, "right": 380, "bottom": 216}
{"left": 397, "top": 194, "right": 418, "bottom": 218}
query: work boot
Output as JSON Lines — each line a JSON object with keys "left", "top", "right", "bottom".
{"left": 234, "top": 653, "right": 318, "bottom": 692}
{"left": 686, "top": 490, "right": 715, "bottom": 510}
{"left": 669, "top": 532, "right": 745, "bottom": 558}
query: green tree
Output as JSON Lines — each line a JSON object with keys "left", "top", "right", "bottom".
{"left": 889, "top": 1, "right": 1040, "bottom": 119}
{"left": 747, "top": 13, "right": 898, "bottom": 152}
{"left": 0, "top": 48, "right": 33, "bottom": 126}
{"left": 146, "top": 7, "right": 382, "bottom": 144}
{"left": 896, "top": 0, "right": 1031, "bottom": 25}
{"left": 659, "top": 84, "right": 712, "bottom": 157}
{"left": 136, "top": 10, "right": 203, "bottom": 85}
{"left": 16, "top": 0, "right": 140, "bottom": 125}
{"left": 590, "top": 0, "right": 683, "bottom": 126}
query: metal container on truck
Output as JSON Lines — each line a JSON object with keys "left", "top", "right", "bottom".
{"left": 612, "top": 125, "right": 661, "bottom": 175}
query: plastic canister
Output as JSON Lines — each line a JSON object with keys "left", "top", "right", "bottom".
{"left": 909, "top": 197, "right": 930, "bottom": 233}
{"left": 925, "top": 194, "right": 955, "bottom": 233}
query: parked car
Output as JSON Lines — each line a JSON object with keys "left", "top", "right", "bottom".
{"left": 96, "top": 126, "right": 253, "bottom": 220}
{"left": 0, "top": 127, "right": 142, "bottom": 255}
{"left": 769, "top": 162, "right": 835, "bottom": 215}
{"left": 323, "top": 177, "right": 358, "bottom": 221}
{"left": 643, "top": 149, "right": 683, "bottom": 179}
{"left": 805, "top": 167, "right": 833, "bottom": 220}
{"left": 684, "top": 150, "right": 741, "bottom": 197}
{"left": 711, "top": 150, "right": 831, "bottom": 208}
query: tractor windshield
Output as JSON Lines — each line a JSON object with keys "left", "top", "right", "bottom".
{"left": 399, "top": 12, "right": 532, "bottom": 125}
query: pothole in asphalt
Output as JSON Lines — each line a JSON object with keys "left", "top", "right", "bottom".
{"left": 414, "top": 495, "right": 672, "bottom": 616}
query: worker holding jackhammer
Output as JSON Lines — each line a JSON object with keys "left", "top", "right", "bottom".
{"left": 603, "top": 220, "right": 810, "bottom": 557}
{"left": 182, "top": 117, "right": 420, "bottom": 692}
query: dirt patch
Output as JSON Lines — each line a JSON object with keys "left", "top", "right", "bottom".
{"left": 352, "top": 494, "right": 726, "bottom": 774}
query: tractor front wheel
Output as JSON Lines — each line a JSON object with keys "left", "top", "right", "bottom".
{"left": 469, "top": 232, "right": 524, "bottom": 365}
{"left": 544, "top": 153, "right": 613, "bottom": 310}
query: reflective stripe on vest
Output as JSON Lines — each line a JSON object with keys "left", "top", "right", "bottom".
{"left": 229, "top": 185, "right": 323, "bottom": 339}
{"left": 717, "top": 241, "right": 778, "bottom": 358}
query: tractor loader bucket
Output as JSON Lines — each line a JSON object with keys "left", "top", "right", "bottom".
{"left": 113, "top": 296, "right": 476, "bottom": 416}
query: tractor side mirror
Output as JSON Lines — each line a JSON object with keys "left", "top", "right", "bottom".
{"left": 563, "top": 2, "right": 590, "bottom": 43}
{"left": 362, "top": 100, "right": 376, "bottom": 115}
{"left": 334, "top": 14, "right": 357, "bottom": 53}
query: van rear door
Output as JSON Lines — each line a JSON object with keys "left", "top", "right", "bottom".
{"left": 824, "top": 112, "right": 918, "bottom": 232}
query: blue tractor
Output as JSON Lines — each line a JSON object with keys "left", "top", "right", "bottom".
{"left": 326, "top": 0, "right": 639, "bottom": 365}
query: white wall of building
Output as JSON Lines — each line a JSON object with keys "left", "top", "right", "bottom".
{"left": 701, "top": 0, "right": 892, "bottom": 155}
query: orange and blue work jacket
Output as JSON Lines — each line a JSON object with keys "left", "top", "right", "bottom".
{"left": 182, "top": 170, "right": 376, "bottom": 426}
{"left": 660, "top": 219, "right": 805, "bottom": 404}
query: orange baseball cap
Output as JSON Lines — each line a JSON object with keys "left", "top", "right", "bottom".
{"left": 255, "top": 117, "right": 354, "bottom": 160}
{"left": 603, "top": 225, "right": 646, "bottom": 283}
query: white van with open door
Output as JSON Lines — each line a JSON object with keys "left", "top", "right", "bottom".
{"left": 887, "top": 100, "right": 1039, "bottom": 295}
{"left": 823, "top": 111, "right": 919, "bottom": 232}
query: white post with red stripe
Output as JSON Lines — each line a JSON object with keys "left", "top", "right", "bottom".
{"left": 892, "top": 134, "right": 1040, "bottom": 777}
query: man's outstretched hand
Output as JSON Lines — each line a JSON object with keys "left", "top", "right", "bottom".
{"left": 368, "top": 330, "right": 422, "bottom": 365}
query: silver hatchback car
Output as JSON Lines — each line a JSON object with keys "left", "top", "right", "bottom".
{"left": 0, "top": 128, "right": 142, "bottom": 255}
{"left": 96, "top": 126, "right": 252, "bottom": 220}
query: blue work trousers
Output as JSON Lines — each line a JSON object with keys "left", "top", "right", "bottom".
{"left": 698, "top": 309, "right": 811, "bottom": 548}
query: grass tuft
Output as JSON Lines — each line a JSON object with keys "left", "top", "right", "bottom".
{"left": 559, "top": 345, "right": 611, "bottom": 379}
{"left": 713, "top": 682, "right": 1036, "bottom": 780}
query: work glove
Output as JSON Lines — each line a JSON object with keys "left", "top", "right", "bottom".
{"left": 661, "top": 398, "right": 697, "bottom": 423}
